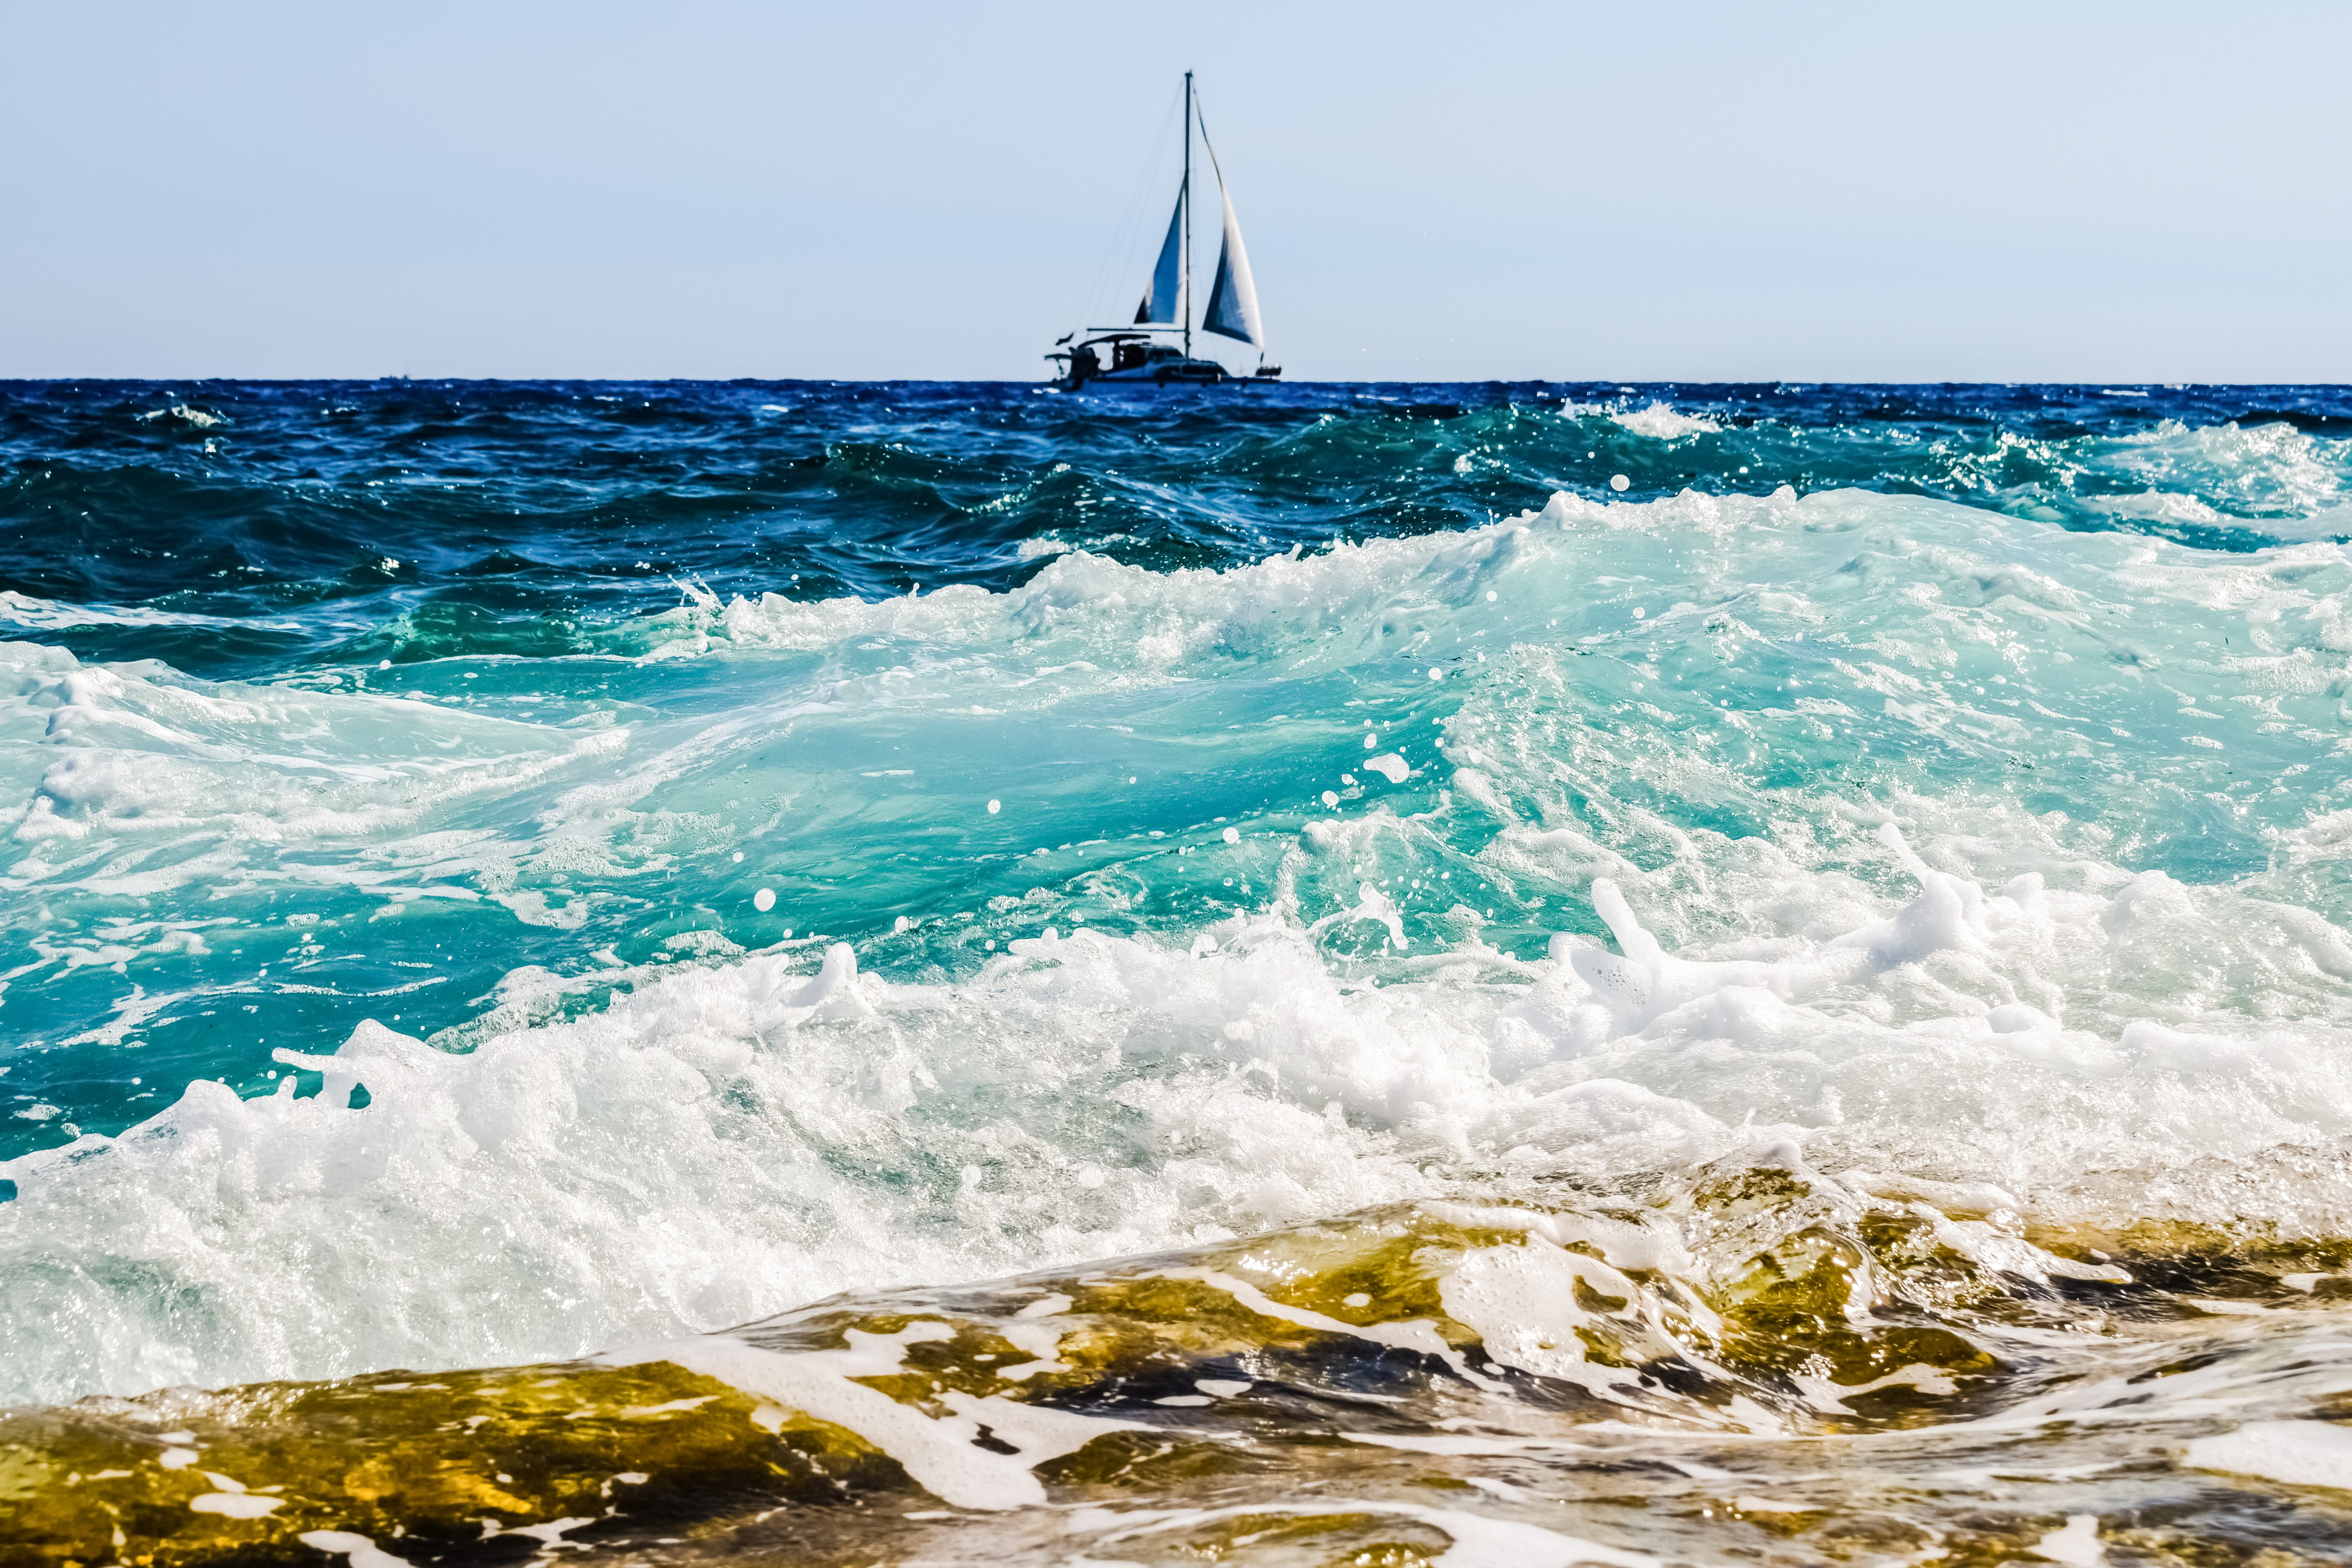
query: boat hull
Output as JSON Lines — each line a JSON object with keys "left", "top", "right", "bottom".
{"left": 1046, "top": 358, "right": 1282, "bottom": 390}
{"left": 1078, "top": 362, "right": 1226, "bottom": 386}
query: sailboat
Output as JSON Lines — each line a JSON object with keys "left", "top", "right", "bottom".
{"left": 1047, "top": 72, "right": 1280, "bottom": 389}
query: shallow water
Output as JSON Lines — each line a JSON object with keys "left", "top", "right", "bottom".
{"left": 2, "top": 380, "right": 2350, "bottom": 1563}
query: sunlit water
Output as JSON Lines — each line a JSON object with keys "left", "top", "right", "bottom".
{"left": 3, "top": 381, "right": 2351, "bottom": 1564}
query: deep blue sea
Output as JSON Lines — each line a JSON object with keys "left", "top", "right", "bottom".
{"left": 4, "top": 381, "right": 2351, "bottom": 1564}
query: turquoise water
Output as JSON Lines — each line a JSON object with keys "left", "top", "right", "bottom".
{"left": 3, "top": 382, "right": 2351, "bottom": 1562}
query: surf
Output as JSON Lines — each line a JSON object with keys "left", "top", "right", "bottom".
{"left": 2, "top": 382, "right": 2350, "bottom": 1562}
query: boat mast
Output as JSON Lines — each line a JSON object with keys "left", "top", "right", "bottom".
{"left": 1182, "top": 70, "right": 1193, "bottom": 359}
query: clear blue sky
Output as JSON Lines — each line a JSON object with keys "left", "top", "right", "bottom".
{"left": 4, "top": 1, "right": 2346, "bottom": 382}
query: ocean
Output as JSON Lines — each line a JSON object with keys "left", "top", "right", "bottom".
{"left": 2, "top": 379, "right": 2350, "bottom": 1563}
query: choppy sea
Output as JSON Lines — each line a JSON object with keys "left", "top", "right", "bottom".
{"left": 4, "top": 380, "right": 2352, "bottom": 1564}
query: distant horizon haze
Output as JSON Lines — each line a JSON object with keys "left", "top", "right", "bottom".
{"left": 4, "top": 1, "right": 2346, "bottom": 384}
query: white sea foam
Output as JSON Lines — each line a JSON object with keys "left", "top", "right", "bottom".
{"left": 2103, "top": 418, "right": 2352, "bottom": 525}
{"left": 1607, "top": 401, "right": 1721, "bottom": 441}
{"left": 2184, "top": 1420, "right": 2352, "bottom": 1491}
{"left": 2085, "top": 488, "right": 2352, "bottom": 543}
{"left": 2082, "top": 490, "right": 2234, "bottom": 527}
{"left": 601, "top": 1323, "right": 1141, "bottom": 1510}
{"left": 135, "top": 403, "right": 226, "bottom": 429}
{"left": 0, "top": 589, "right": 301, "bottom": 633}
{"left": 0, "top": 642, "right": 628, "bottom": 900}
{"left": 2267, "top": 502, "right": 2352, "bottom": 543}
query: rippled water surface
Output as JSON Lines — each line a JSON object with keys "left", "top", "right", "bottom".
{"left": 3, "top": 380, "right": 2352, "bottom": 1564}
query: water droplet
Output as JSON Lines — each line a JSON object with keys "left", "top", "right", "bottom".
{"left": 1222, "top": 826, "right": 1240, "bottom": 844}
{"left": 753, "top": 888, "right": 776, "bottom": 912}
{"left": 987, "top": 799, "right": 1001, "bottom": 814}
{"left": 1609, "top": 474, "right": 1631, "bottom": 492}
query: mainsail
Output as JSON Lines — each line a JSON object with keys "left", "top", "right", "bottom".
{"left": 1134, "top": 186, "right": 1185, "bottom": 325}
{"left": 1199, "top": 186, "right": 1264, "bottom": 348}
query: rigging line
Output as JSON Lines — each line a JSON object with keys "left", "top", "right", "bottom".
{"left": 1075, "top": 85, "right": 1180, "bottom": 333}
{"left": 1192, "top": 94, "right": 1228, "bottom": 189}
{"left": 1072, "top": 84, "right": 1183, "bottom": 337}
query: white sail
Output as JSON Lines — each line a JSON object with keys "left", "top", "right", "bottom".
{"left": 1199, "top": 186, "right": 1264, "bottom": 348}
{"left": 1135, "top": 186, "right": 1186, "bottom": 325}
